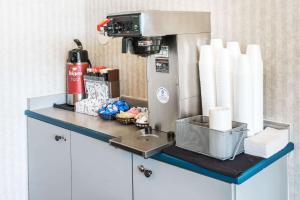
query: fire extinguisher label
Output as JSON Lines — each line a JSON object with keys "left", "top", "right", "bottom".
{"left": 67, "top": 63, "right": 88, "bottom": 94}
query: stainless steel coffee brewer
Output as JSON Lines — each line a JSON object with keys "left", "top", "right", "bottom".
{"left": 101, "top": 11, "right": 211, "bottom": 133}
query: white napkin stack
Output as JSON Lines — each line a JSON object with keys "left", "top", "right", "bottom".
{"left": 244, "top": 127, "right": 289, "bottom": 158}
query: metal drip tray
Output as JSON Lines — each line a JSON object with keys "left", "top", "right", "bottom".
{"left": 109, "top": 129, "right": 175, "bottom": 158}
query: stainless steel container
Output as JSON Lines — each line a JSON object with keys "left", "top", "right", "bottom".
{"left": 176, "top": 116, "right": 248, "bottom": 160}
{"left": 66, "top": 39, "right": 91, "bottom": 105}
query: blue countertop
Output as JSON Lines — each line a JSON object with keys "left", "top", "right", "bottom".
{"left": 25, "top": 109, "right": 294, "bottom": 185}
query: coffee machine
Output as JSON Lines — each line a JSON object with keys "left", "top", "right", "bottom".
{"left": 101, "top": 11, "right": 211, "bottom": 133}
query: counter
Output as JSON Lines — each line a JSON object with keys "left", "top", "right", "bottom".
{"left": 25, "top": 107, "right": 294, "bottom": 185}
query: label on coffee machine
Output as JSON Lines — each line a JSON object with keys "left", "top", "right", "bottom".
{"left": 138, "top": 40, "right": 153, "bottom": 47}
{"left": 155, "top": 46, "right": 169, "bottom": 58}
{"left": 155, "top": 58, "right": 169, "bottom": 73}
{"left": 156, "top": 87, "right": 169, "bottom": 104}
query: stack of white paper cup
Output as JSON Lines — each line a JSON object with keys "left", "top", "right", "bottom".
{"left": 211, "top": 39, "right": 224, "bottom": 55}
{"left": 215, "top": 49, "right": 233, "bottom": 115}
{"left": 198, "top": 40, "right": 263, "bottom": 138}
{"left": 227, "top": 42, "right": 241, "bottom": 119}
{"left": 209, "top": 107, "right": 232, "bottom": 158}
{"left": 211, "top": 39, "right": 224, "bottom": 76}
{"left": 209, "top": 107, "right": 232, "bottom": 131}
{"left": 198, "top": 45, "right": 217, "bottom": 116}
{"left": 234, "top": 55, "right": 254, "bottom": 136}
{"left": 227, "top": 41, "right": 241, "bottom": 57}
{"left": 247, "top": 44, "right": 264, "bottom": 135}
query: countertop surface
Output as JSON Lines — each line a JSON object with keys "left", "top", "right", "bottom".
{"left": 25, "top": 107, "right": 294, "bottom": 185}
{"left": 28, "top": 107, "right": 139, "bottom": 139}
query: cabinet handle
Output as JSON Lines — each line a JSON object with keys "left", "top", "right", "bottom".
{"left": 55, "top": 135, "right": 67, "bottom": 142}
{"left": 138, "top": 165, "right": 145, "bottom": 172}
{"left": 138, "top": 165, "right": 152, "bottom": 178}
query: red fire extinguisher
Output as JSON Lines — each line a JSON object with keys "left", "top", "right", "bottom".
{"left": 66, "top": 39, "right": 91, "bottom": 105}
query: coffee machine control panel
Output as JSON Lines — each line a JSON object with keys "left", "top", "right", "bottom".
{"left": 105, "top": 13, "right": 141, "bottom": 37}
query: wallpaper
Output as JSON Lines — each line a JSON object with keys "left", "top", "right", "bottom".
{"left": 0, "top": 0, "right": 87, "bottom": 199}
{"left": 0, "top": 0, "right": 299, "bottom": 200}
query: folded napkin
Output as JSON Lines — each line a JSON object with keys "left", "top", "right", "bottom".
{"left": 244, "top": 127, "right": 289, "bottom": 158}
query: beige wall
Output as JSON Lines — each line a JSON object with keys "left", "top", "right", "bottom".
{"left": 86, "top": 0, "right": 300, "bottom": 199}
{"left": 0, "top": 0, "right": 87, "bottom": 199}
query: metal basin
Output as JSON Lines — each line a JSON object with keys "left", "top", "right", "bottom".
{"left": 109, "top": 129, "right": 175, "bottom": 158}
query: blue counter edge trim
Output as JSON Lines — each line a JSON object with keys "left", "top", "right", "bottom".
{"left": 25, "top": 109, "right": 294, "bottom": 185}
{"left": 153, "top": 143, "right": 294, "bottom": 184}
{"left": 236, "top": 142, "right": 294, "bottom": 184}
{"left": 25, "top": 110, "right": 113, "bottom": 142}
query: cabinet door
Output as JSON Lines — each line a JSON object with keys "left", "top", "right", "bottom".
{"left": 71, "top": 132, "right": 132, "bottom": 200}
{"left": 28, "top": 118, "right": 71, "bottom": 200}
{"left": 133, "top": 154, "right": 233, "bottom": 200}
{"left": 235, "top": 156, "right": 288, "bottom": 200}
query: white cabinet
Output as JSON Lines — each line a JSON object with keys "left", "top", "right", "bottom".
{"left": 235, "top": 156, "right": 288, "bottom": 200}
{"left": 27, "top": 117, "right": 288, "bottom": 200}
{"left": 133, "top": 154, "right": 233, "bottom": 200}
{"left": 27, "top": 118, "right": 71, "bottom": 200}
{"left": 28, "top": 119, "right": 133, "bottom": 200}
{"left": 71, "top": 132, "right": 132, "bottom": 200}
